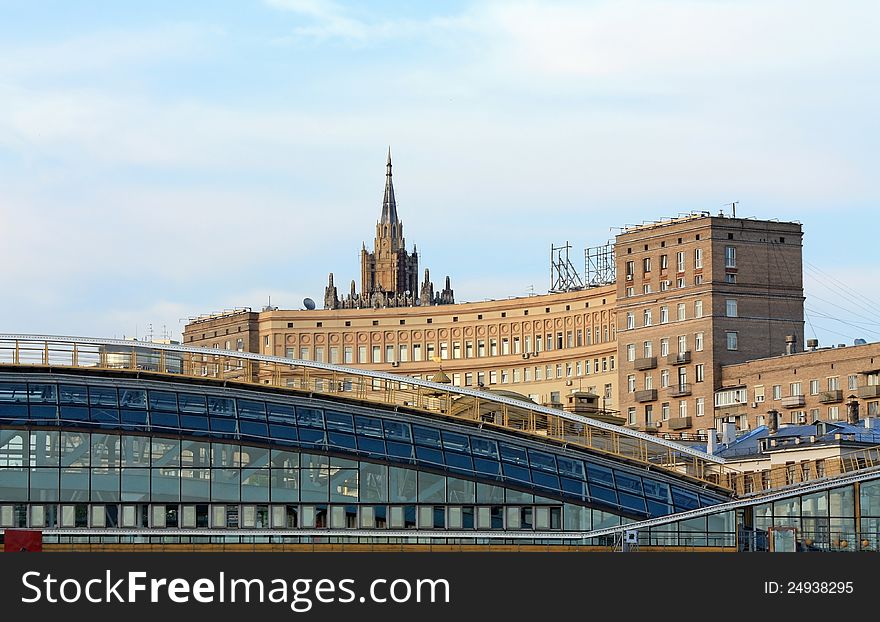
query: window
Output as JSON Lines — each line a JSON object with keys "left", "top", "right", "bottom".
{"left": 643, "top": 257, "right": 652, "bottom": 273}
{"left": 694, "top": 248, "right": 703, "bottom": 269}
{"left": 490, "top": 339, "right": 498, "bottom": 356}
{"left": 626, "top": 286, "right": 634, "bottom": 298}
{"left": 627, "top": 375, "right": 636, "bottom": 393}
{"left": 643, "top": 341, "right": 653, "bottom": 358}
{"left": 695, "top": 364, "right": 704, "bottom": 383}
{"left": 358, "top": 346, "right": 367, "bottom": 363}
{"left": 314, "top": 347, "right": 324, "bottom": 362}
{"left": 478, "top": 340, "right": 486, "bottom": 357}
{"left": 725, "top": 273, "right": 737, "bottom": 284}
{"left": 385, "top": 345, "right": 394, "bottom": 363}
{"left": 695, "top": 332, "right": 704, "bottom": 352}
{"left": 790, "top": 382, "right": 802, "bottom": 397}
{"left": 372, "top": 346, "right": 381, "bottom": 363}
{"left": 726, "top": 299, "right": 738, "bottom": 317}
{"left": 399, "top": 344, "right": 409, "bottom": 362}
{"left": 660, "top": 338, "right": 669, "bottom": 357}
{"left": 514, "top": 336, "right": 522, "bottom": 353}
{"left": 501, "top": 338, "right": 510, "bottom": 355}
{"left": 660, "top": 306, "right": 669, "bottom": 324}
{"left": 679, "top": 401, "right": 688, "bottom": 418}
{"left": 661, "top": 403, "right": 670, "bottom": 420}
{"left": 661, "top": 370, "right": 670, "bottom": 388}
{"left": 676, "top": 251, "right": 685, "bottom": 272}
{"left": 465, "top": 341, "right": 474, "bottom": 358}
{"left": 694, "top": 274, "right": 703, "bottom": 285}
{"left": 755, "top": 385, "right": 765, "bottom": 403}
{"left": 329, "top": 347, "right": 339, "bottom": 364}
{"left": 677, "top": 303, "right": 686, "bottom": 321}
{"left": 677, "top": 335, "right": 687, "bottom": 354}
{"left": 628, "top": 408, "right": 636, "bottom": 425}
{"left": 694, "top": 300, "right": 703, "bottom": 318}
{"left": 809, "top": 380, "right": 819, "bottom": 395}
{"left": 829, "top": 406, "right": 840, "bottom": 421}
{"left": 626, "top": 261, "right": 635, "bottom": 279}
{"left": 626, "top": 344, "right": 636, "bottom": 362}
{"left": 827, "top": 377, "right": 840, "bottom": 391}
{"left": 772, "top": 385, "right": 782, "bottom": 400}
{"left": 452, "top": 342, "right": 461, "bottom": 359}
{"left": 660, "top": 280, "right": 670, "bottom": 291}
{"left": 413, "top": 343, "right": 422, "bottom": 361}
{"left": 696, "top": 397, "right": 705, "bottom": 417}
{"left": 644, "top": 374, "right": 653, "bottom": 390}
{"left": 725, "top": 246, "right": 736, "bottom": 268}
{"left": 489, "top": 371, "right": 498, "bottom": 385}
{"left": 626, "top": 313, "right": 635, "bottom": 330}
{"left": 660, "top": 254, "right": 668, "bottom": 270}
{"left": 676, "top": 277, "right": 685, "bottom": 288}
{"left": 726, "top": 331, "right": 738, "bottom": 351}
{"left": 426, "top": 343, "right": 435, "bottom": 359}
{"left": 643, "top": 309, "right": 652, "bottom": 326}
{"left": 643, "top": 283, "right": 652, "bottom": 295}
{"left": 848, "top": 374, "right": 858, "bottom": 391}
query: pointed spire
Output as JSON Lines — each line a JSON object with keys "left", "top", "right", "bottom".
{"left": 380, "top": 147, "right": 398, "bottom": 225}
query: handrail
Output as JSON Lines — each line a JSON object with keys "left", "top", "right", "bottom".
{"left": 0, "top": 333, "right": 734, "bottom": 490}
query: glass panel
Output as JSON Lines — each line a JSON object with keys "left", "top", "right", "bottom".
{"left": 148, "top": 391, "right": 178, "bottom": 412}
{"left": 505, "top": 489, "right": 534, "bottom": 504}
{"left": 556, "top": 456, "right": 585, "bottom": 479}
{"left": 271, "top": 449, "right": 299, "bottom": 468}
{"left": 180, "top": 468, "right": 211, "bottom": 501}
{"left": 354, "top": 416, "right": 384, "bottom": 438}
{"left": 618, "top": 491, "right": 647, "bottom": 514}
{"left": 470, "top": 437, "right": 498, "bottom": 459}
{"left": 28, "top": 384, "right": 57, "bottom": 404}
{"left": 300, "top": 468, "right": 329, "bottom": 502}
{"left": 477, "top": 483, "right": 505, "bottom": 504}
{"left": 447, "top": 477, "right": 476, "bottom": 503}
{"left": 59, "top": 385, "right": 88, "bottom": 405}
{"left": 177, "top": 394, "right": 206, "bottom": 414}
{"left": 412, "top": 426, "right": 441, "bottom": 448}
{"left": 564, "top": 504, "right": 591, "bottom": 530}
{"left": 418, "top": 471, "right": 446, "bottom": 503}
{"left": 30, "top": 467, "right": 59, "bottom": 501}
{"left": 501, "top": 463, "right": 530, "bottom": 483}
{"left": 207, "top": 396, "right": 235, "bottom": 417}
{"left": 359, "top": 463, "right": 388, "bottom": 502}
{"left": 671, "top": 486, "right": 700, "bottom": 511}
{"left": 415, "top": 446, "right": 444, "bottom": 467}
{"left": 296, "top": 407, "right": 324, "bottom": 428}
{"left": 473, "top": 458, "right": 501, "bottom": 479}
{"left": 0, "top": 467, "right": 29, "bottom": 501}
{"left": 0, "top": 429, "right": 29, "bottom": 467}
{"left": 266, "top": 402, "right": 294, "bottom": 422}
{"left": 238, "top": 399, "right": 268, "bottom": 420}
{"left": 241, "top": 468, "right": 270, "bottom": 502}
{"left": 60, "top": 432, "right": 90, "bottom": 467}
{"left": 528, "top": 449, "right": 556, "bottom": 472}
{"left": 330, "top": 469, "right": 358, "bottom": 502}
{"left": 531, "top": 471, "right": 559, "bottom": 491}
{"left": 151, "top": 468, "right": 180, "bottom": 501}
{"left": 91, "top": 468, "right": 120, "bottom": 502}
{"left": 801, "top": 491, "right": 828, "bottom": 516}
{"left": 119, "top": 388, "right": 146, "bottom": 409}
{"left": 120, "top": 468, "right": 149, "bottom": 502}
{"left": 271, "top": 467, "right": 299, "bottom": 502}
{"left": 88, "top": 386, "right": 118, "bottom": 407}
{"left": 586, "top": 464, "right": 615, "bottom": 486}
{"left": 614, "top": 471, "right": 643, "bottom": 495}
{"left": 444, "top": 452, "right": 473, "bottom": 474}
{"left": 441, "top": 431, "right": 470, "bottom": 453}
{"left": 774, "top": 497, "right": 801, "bottom": 517}
{"left": 389, "top": 466, "right": 417, "bottom": 502}
{"left": 829, "top": 486, "right": 855, "bottom": 517}
{"left": 121, "top": 435, "right": 151, "bottom": 466}
{"left": 211, "top": 442, "right": 238, "bottom": 467}
{"left": 590, "top": 484, "right": 618, "bottom": 506}
{"left": 151, "top": 438, "right": 180, "bottom": 467}
{"left": 325, "top": 411, "right": 354, "bottom": 432}
{"left": 211, "top": 469, "right": 241, "bottom": 502}
{"left": 499, "top": 443, "right": 528, "bottom": 465}
{"left": 860, "top": 480, "right": 880, "bottom": 516}
{"left": 30, "top": 431, "right": 60, "bottom": 466}
{"left": 383, "top": 420, "right": 411, "bottom": 442}
{"left": 60, "top": 468, "right": 89, "bottom": 501}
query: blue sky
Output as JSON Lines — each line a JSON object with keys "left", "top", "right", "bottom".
{"left": 0, "top": 0, "right": 878, "bottom": 346}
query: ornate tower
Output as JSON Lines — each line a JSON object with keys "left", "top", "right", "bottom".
{"left": 360, "top": 149, "right": 420, "bottom": 298}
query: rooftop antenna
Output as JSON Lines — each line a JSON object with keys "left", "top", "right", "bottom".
{"left": 723, "top": 201, "right": 738, "bottom": 218}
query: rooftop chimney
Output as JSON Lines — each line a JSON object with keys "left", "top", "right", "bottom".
{"left": 784, "top": 335, "right": 797, "bottom": 355}
{"left": 767, "top": 409, "right": 779, "bottom": 434}
{"left": 707, "top": 430, "right": 718, "bottom": 455}
{"left": 721, "top": 422, "right": 736, "bottom": 445}
{"left": 806, "top": 339, "right": 819, "bottom": 351}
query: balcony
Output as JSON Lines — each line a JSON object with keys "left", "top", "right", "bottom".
{"left": 819, "top": 390, "right": 843, "bottom": 404}
{"left": 667, "top": 383, "right": 692, "bottom": 398}
{"left": 668, "top": 416, "right": 692, "bottom": 431}
{"left": 858, "top": 385, "right": 880, "bottom": 399}
{"left": 667, "top": 351, "right": 691, "bottom": 365}
{"left": 634, "top": 389, "right": 658, "bottom": 403}
{"left": 634, "top": 357, "right": 657, "bottom": 371}
{"left": 780, "top": 395, "right": 806, "bottom": 409}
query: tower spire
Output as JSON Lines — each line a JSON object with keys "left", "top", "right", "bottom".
{"left": 380, "top": 146, "right": 398, "bottom": 225}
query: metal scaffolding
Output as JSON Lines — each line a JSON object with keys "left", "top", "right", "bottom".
{"left": 550, "top": 242, "right": 584, "bottom": 292}
{"left": 585, "top": 242, "right": 616, "bottom": 287}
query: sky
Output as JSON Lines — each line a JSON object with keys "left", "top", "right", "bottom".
{"left": 0, "top": 0, "right": 878, "bottom": 346}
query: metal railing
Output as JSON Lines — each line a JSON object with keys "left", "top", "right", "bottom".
{"left": 0, "top": 334, "right": 735, "bottom": 490}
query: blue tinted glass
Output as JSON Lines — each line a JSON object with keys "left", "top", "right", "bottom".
{"left": 642, "top": 479, "right": 670, "bottom": 501}
{"left": 328, "top": 431, "right": 357, "bottom": 451}
{"left": 699, "top": 494, "right": 722, "bottom": 508}
{"left": 560, "top": 477, "right": 587, "bottom": 500}
{"left": 619, "top": 492, "right": 647, "bottom": 514}
{"left": 385, "top": 441, "right": 414, "bottom": 462}
{"left": 238, "top": 400, "right": 268, "bottom": 420}
{"left": 383, "top": 420, "right": 411, "bottom": 442}
{"left": 209, "top": 418, "right": 237, "bottom": 434}
{"left": 149, "top": 391, "right": 178, "bottom": 412}
{"left": 90, "top": 408, "right": 120, "bottom": 424}
{"left": 268, "top": 423, "right": 298, "bottom": 442}
{"left": 473, "top": 458, "right": 502, "bottom": 478}
{"left": 119, "top": 389, "right": 146, "bottom": 409}
{"left": 441, "top": 431, "right": 470, "bottom": 453}
{"left": 326, "top": 411, "right": 354, "bottom": 432}
{"left": 150, "top": 412, "right": 179, "bottom": 429}
{"left": 671, "top": 487, "right": 700, "bottom": 511}
{"left": 355, "top": 416, "right": 383, "bottom": 437}
{"left": 0, "top": 383, "right": 28, "bottom": 403}
{"left": 614, "top": 471, "right": 643, "bottom": 494}
{"left": 356, "top": 436, "right": 386, "bottom": 456}
{"left": 414, "top": 446, "right": 444, "bottom": 467}
{"left": 499, "top": 443, "right": 528, "bottom": 465}
{"left": 528, "top": 449, "right": 557, "bottom": 472}
{"left": 297, "top": 408, "right": 324, "bottom": 428}
{"left": 557, "top": 456, "right": 585, "bottom": 479}
{"left": 240, "top": 420, "right": 268, "bottom": 438}
{"left": 470, "top": 437, "right": 498, "bottom": 458}
{"left": 120, "top": 409, "right": 148, "bottom": 428}
{"left": 531, "top": 470, "right": 560, "bottom": 490}
{"left": 444, "top": 452, "right": 474, "bottom": 474}
{"left": 502, "top": 463, "right": 531, "bottom": 483}
{"left": 0, "top": 404, "right": 27, "bottom": 421}
{"left": 29, "top": 405, "right": 58, "bottom": 421}
{"left": 178, "top": 393, "right": 206, "bottom": 414}
{"left": 647, "top": 500, "right": 673, "bottom": 517}
{"left": 266, "top": 402, "right": 294, "bottom": 422}
{"left": 590, "top": 484, "right": 618, "bottom": 505}
{"left": 60, "top": 406, "right": 88, "bottom": 421}
{"left": 298, "top": 428, "right": 325, "bottom": 447}
{"left": 586, "top": 464, "right": 615, "bottom": 486}
{"left": 89, "top": 387, "right": 118, "bottom": 407}
{"left": 27, "top": 384, "right": 57, "bottom": 404}
{"left": 208, "top": 397, "right": 235, "bottom": 417}
{"left": 413, "top": 426, "right": 442, "bottom": 448}
{"left": 59, "top": 385, "right": 88, "bottom": 405}
{"left": 180, "top": 415, "right": 209, "bottom": 432}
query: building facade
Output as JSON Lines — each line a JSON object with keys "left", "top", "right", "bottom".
{"left": 614, "top": 215, "right": 804, "bottom": 435}
{"left": 716, "top": 341, "right": 880, "bottom": 431}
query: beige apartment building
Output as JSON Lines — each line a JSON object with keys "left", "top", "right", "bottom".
{"left": 717, "top": 341, "right": 880, "bottom": 431}
{"left": 614, "top": 215, "right": 804, "bottom": 435}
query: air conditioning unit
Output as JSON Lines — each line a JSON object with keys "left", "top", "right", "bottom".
{"left": 626, "top": 274, "right": 633, "bottom": 281}
{"left": 750, "top": 402, "right": 758, "bottom": 408}
{"left": 390, "top": 361, "right": 400, "bottom": 367}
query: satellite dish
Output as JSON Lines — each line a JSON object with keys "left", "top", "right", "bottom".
{"left": 303, "top": 298, "right": 316, "bottom": 310}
